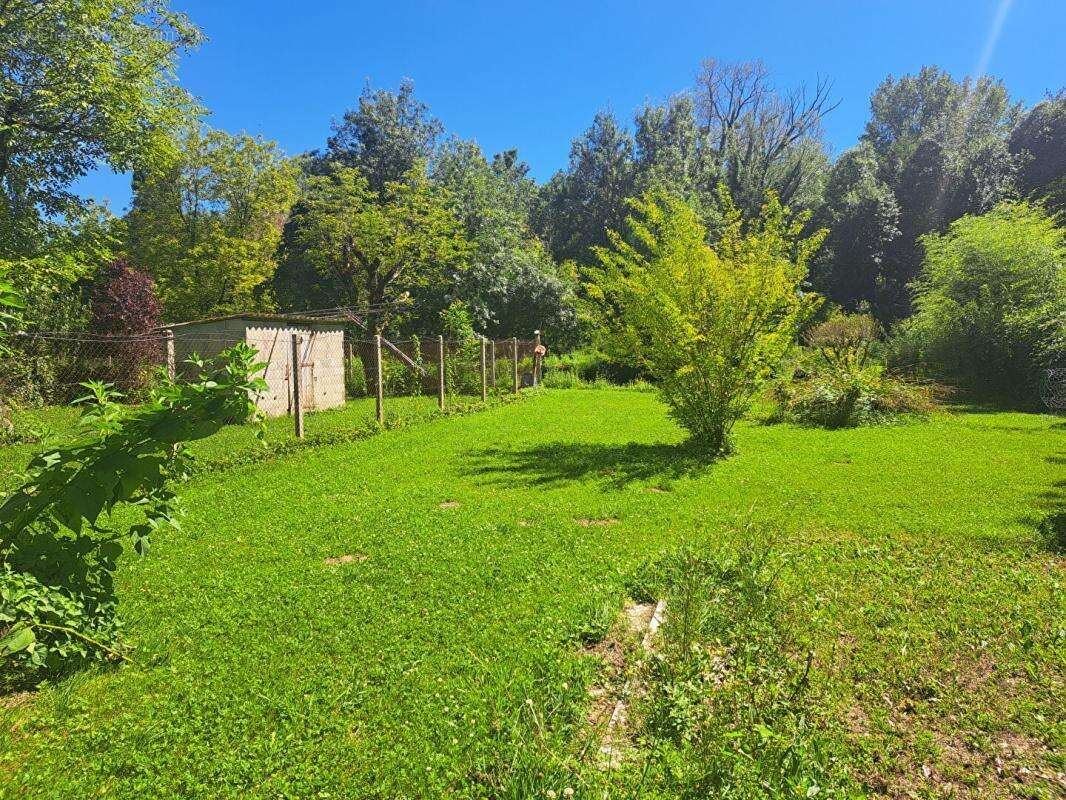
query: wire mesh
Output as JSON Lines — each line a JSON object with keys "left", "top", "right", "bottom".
{"left": 3, "top": 331, "right": 169, "bottom": 405}
{"left": 1, "top": 328, "right": 541, "bottom": 450}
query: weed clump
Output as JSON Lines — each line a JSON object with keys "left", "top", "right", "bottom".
{"left": 624, "top": 534, "right": 858, "bottom": 798}
{"left": 770, "top": 312, "right": 938, "bottom": 428}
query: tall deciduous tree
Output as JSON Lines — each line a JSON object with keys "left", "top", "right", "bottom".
{"left": 0, "top": 0, "right": 201, "bottom": 241}
{"left": 821, "top": 67, "right": 1021, "bottom": 320}
{"left": 811, "top": 143, "right": 901, "bottom": 312}
{"left": 432, "top": 138, "right": 575, "bottom": 340}
{"left": 1010, "top": 91, "right": 1066, "bottom": 213}
{"left": 633, "top": 95, "right": 711, "bottom": 198}
{"left": 694, "top": 59, "right": 835, "bottom": 218}
{"left": 126, "top": 125, "right": 297, "bottom": 320}
{"left": 326, "top": 80, "right": 443, "bottom": 192}
{"left": 278, "top": 162, "right": 469, "bottom": 336}
{"left": 535, "top": 112, "right": 635, "bottom": 264}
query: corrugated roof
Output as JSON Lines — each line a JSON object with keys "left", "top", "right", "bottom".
{"left": 157, "top": 313, "right": 348, "bottom": 330}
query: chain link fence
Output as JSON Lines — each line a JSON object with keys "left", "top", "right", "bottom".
{"left": 0, "top": 327, "right": 544, "bottom": 466}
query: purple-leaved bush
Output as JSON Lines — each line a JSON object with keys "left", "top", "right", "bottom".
{"left": 90, "top": 260, "right": 162, "bottom": 391}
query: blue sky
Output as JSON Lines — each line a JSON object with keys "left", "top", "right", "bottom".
{"left": 78, "top": 0, "right": 1065, "bottom": 212}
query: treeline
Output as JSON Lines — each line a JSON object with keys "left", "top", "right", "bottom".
{"left": 2, "top": 1, "right": 1063, "bottom": 397}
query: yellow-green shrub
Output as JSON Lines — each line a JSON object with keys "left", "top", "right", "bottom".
{"left": 585, "top": 188, "right": 823, "bottom": 452}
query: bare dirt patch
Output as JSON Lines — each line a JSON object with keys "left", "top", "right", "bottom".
{"left": 324, "top": 554, "right": 368, "bottom": 566}
{"left": 438, "top": 501, "right": 461, "bottom": 509}
{"left": 576, "top": 518, "right": 619, "bottom": 527}
{"left": 1, "top": 691, "right": 33, "bottom": 711}
{"left": 578, "top": 600, "right": 666, "bottom": 769}
{"left": 856, "top": 709, "right": 1061, "bottom": 798}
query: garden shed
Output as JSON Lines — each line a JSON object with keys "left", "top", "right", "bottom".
{"left": 161, "top": 314, "right": 347, "bottom": 417}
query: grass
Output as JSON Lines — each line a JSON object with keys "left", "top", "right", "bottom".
{"left": 1, "top": 393, "right": 489, "bottom": 482}
{"left": 0, "top": 388, "right": 1063, "bottom": 798}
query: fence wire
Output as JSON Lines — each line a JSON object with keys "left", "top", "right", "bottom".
{"left": 1, "top": 329, "right": 542, "bottom": 447}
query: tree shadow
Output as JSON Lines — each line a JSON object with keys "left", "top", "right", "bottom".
{"left": 463, "top": 440, "right": 719, "bottom": 490}
{"left": 1034, "top": 453, "right": 1066, "bottom": 555}
{"left": 942, "top": 386, "right": 1049, "bottom": 414}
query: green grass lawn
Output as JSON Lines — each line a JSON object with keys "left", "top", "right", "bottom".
{"left": 1, "top": 393, "right": 481, "bottom": 482}
{"left": 1, "top": 388, "right": 1063, "bottom": 798}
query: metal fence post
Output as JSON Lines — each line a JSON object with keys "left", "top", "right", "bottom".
{"left": 512, "top": 337, "right": 519, "bottom": 394}
{"left": 375, "top": 334, "right": 384, "bottom": 424}
{"left": 291, "top": 333, "right": 304, "bottom": 439}
{"left": 164, "top": 329, "right": 176, "bottom": 381}
{"left": 480, "top": 336, "right": 488, "bottom": 402}
{"left": 437, "top": 334, "right": 446, "bottom": 411}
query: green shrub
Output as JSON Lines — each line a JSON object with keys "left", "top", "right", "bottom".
{"left": 771, "top": 367, "right": 936, "bottom": 428}
{"left": 382, "top": 335, "right": 425, "bottom": 397}
{"left": 771, "top": 312, "right": 937, "bottom": 427}
{"left": 890, "top": 201, "right": 1065, "bottom": 398}
{"left": 541, "top": 370, "right": 582, "bottom": 389}
{"left": 345, "top": 356, "right": 368, "bottom": 398}
{"left": 542, "top": 348, "right": 643, "bottom": 385}
{"left": 586, "top": 188, "right": 823, "bottom": 452}
{"left": 0, "top": 345, "right": 266, "bottom": 688}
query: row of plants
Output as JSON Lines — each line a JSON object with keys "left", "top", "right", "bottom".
{"left": 552, "top": 191, "right": 1063, "bottom": 442}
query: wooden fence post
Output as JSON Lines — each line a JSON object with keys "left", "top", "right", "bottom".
{"left": 533, "top": 330, "right": 542, "bottom": 387}
{"left": 512, "top": 337, "right": 519, "bottom": 394}
{"left": 437, "top": 334, "right": 446, "bottom": 411}
{"left": 374, "top": 334, "right": 384, "bottom": 424}
{"left": 291, "top": 333, "right": 304, "bottom": 439}
{"left": 480, "top": 336, "right": 488, "bottom": 402}
{"left": 164, "top": 329, "right": 176, "bottom": 381}
{"left": 489, "top": 338, "right": 496, "bottom": 389}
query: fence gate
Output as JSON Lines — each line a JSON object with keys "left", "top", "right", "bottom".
{"left": 289, "top": 335, "right": 317, "bottom": 413}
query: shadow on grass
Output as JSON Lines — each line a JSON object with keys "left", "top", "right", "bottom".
{"left": 463, "top": 440, "right": 719, "bottom": 489}
{"left": 1035, "top": 453, "right": 1066, "bottom": 555}
{"left": 941, "top": 385, "right": 1052, "bottom": 414}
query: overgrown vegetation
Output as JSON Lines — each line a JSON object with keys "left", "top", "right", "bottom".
{"left": 0, "top": 346, "right": 265, "bottom": 689}
{"left": 627, "top": 537, "right": 858, "bottom": 797}
{"left": 586, "top": 189, "right": 822, "bottom": 451}
{"left": 891, "top": 201, "right": 1065, "bottom": 399}
{"left": 770, "top": 312, "right": 936, "bottom": 428}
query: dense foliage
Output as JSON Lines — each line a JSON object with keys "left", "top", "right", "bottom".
{"left": 126, "top": 125, "right": 298, "bottom": 319}
{"left": 0, "top": 0, "right": 201, "bottom": 256}
{"left": 892, "top": 201, "right": 1065, "bottom": 397}
{"left": 815, "top": 68, "right": 1022, "bottom": 321}
{"left": 2, "top": 0, "right": 1065, "bottom": 405}
{"left": 587, "top": 189, "right": 822, "bottom": 451}
{"left": 88, "top": 260, "right": 162, "bottom": 391}
{"left": 0, "top": 345, "right": 265, "bottom": 688}
{"left": 770, "top": 312, "right": 935, "bottom": 427}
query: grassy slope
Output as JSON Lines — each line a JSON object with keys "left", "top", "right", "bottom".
{"left": 1, "top": 389, "right": 1063, "bottom": 798}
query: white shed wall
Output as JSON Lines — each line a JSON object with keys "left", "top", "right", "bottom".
{"left": 168, "top": 317, "right": 346, "bottom": 418}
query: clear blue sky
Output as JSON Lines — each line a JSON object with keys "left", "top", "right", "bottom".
{"left": 78, "top": 0, "right": 1065, "bottom": 212}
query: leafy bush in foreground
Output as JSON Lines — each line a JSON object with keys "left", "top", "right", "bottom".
{"left": 0, "top": 345, "right": 265, "bottom": 689}
{"left": 586, "top": 188, "right": 823, "bottom": 453}
{"left": 630, "top": 535, "right": 858, "bottom": 798}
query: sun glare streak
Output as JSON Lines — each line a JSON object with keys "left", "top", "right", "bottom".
{"left": 974, "top": 0, "right": 1014, "bottom": 79}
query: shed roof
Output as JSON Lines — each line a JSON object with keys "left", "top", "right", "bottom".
{"left": 159, "top": 313, "right": 347, "bottom": 331}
